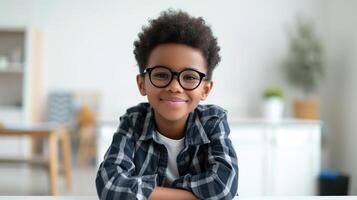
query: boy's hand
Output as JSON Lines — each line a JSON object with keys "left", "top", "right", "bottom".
{"left": 149, "top": 187, "right": 197, "bottom": 200}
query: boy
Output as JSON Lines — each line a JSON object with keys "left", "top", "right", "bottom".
{"left": 96, "top": 10, "right": 238, "bottom": 200}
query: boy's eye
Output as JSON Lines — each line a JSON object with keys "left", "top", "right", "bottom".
{"left": 152, "top": 72, "right": 170, "bottom": 80}
{"left": 182, "top": 74, "right": 199, "bottom": 81}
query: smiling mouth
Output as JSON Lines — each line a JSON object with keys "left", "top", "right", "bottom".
{"left": 159, "top": 97, "right": 188, "bottom": 102}
{"left": 160, "top": 98, "right": 188, "bottom": 107}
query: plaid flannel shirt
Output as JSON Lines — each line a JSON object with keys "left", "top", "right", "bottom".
{"left": 96, "top": 103, "right": 238, "bottom": 200}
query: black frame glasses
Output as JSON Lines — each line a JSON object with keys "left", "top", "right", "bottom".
{"left": 143, "top": 65, "right": 207, "bottom": 90}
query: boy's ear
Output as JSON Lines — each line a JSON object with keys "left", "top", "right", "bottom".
{"left": 200, "top": 80, "right": 213, "bottom": 101}
{"left": 136, "top": 74, "right": 147, "bottom": 96}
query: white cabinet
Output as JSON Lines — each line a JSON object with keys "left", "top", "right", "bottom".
{"left": 0, "top": 29, "right": 25, "bottom": 123}
{"left": 0, "top": 27, "right": 43, "bottom": 158}
{"left": 0, "top": 27, "right": 43, "bottom": 123}
{"left": 229, "top": 120, "right": 321, "bottom": 196}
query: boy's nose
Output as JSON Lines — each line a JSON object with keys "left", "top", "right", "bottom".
{"left": 165, "top": 77, "right": 183, "bottom": 93}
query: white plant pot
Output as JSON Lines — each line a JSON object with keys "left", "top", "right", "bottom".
{"left": 263, "top": 97, "right": 284, "bottom": 122}
{"left": 0, "top": 55, "right": 8, "bottom": 70}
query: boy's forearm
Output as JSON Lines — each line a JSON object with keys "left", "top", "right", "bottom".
{"left": 148, "top": 187, "right": 197, "bottom": 200}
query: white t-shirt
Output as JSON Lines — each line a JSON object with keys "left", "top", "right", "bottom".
{"left": 156, "top": 131, "right": 185, "bottom": 184}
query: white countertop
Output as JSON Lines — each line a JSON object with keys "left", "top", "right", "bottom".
{"left": 228, "top": 118, "right": 322, "bottom": 125}
{"left": 236, "top": 197, "right": 356, "bottom": 200}
{"left": 0, "top": 196, "right": 355, "bottom": 200}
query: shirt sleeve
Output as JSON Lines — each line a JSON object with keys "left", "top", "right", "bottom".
{"left": 171, "top": 115, "right": 239, "bottom": 200}
{"left": 95, "top": 115, "right": 157, "bottom": 200}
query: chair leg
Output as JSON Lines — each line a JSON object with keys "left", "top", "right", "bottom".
{"left": 60, "top": 128, "right": 72, "bottom": 191}
{"left": 48, "top": 133, "right": 59, "bottom": 195}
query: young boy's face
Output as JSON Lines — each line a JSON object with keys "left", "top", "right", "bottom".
{"left": 136, "top": 43, "right": 213, "bottom": 123}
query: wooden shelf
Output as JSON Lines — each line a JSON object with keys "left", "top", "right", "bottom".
{"left": 0, "top": 29, "right": 25, "bottom": 115}
{"left": 0, "top": 68, "right": 23, "bottom": 74}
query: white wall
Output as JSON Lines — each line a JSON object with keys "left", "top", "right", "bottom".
{"left": 20, "top": 0, "right": 327, "bottom": 121}
{"left": 322, "top": 0, "right": 357, "bottom": 194}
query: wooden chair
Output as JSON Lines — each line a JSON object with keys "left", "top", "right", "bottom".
{"left": 73, "top": 92, "right": 100, "bottom": 167}
{"left": 77, "top": 104, "right": 97, "bottom": 167}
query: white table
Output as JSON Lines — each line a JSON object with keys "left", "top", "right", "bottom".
{"left": 0, "top": 196, "right": 356, "bottom": 200}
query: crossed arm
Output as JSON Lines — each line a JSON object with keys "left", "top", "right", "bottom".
{"left": 95, "top": 117, "right": 238, "bottom": 200}
{"left": 149, "top": 187, "right": 197, "bottom": 200}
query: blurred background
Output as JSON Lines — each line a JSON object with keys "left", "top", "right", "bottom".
{"left": 0, "top": 0, "right": 356, "bottom": 197}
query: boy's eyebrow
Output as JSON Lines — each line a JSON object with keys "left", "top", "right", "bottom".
{"left": 149, "top": 65, "right": 204, "bottom": 73}
{"left": 184, "top": 66, "right": 201, "bottom": 71}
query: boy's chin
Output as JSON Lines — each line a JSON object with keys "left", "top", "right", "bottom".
{"left": 158, "top": 111, "right": 189, "bottom": 122}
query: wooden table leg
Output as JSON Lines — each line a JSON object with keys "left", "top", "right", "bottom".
{"left": 60, "top": 128, "right": 72, "bottom": 191}
{"left": 31, "top": 137, "right": 42, "bottom": 159}
{"left": 77, "top": 124, "right": 95, "bottom": 167}
{"left": 48, "top": 133, "right": 59, "bottom": 195}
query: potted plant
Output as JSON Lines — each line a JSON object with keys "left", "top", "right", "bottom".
{"left": 262, "top": 86, "right": 284, "bottom": 122}
{"left": 283, "top": 17, "right": 325, "bottom": 119}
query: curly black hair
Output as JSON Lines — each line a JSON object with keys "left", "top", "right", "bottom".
{"left": 133, "top": 9, "right": 221, "bottom": 80}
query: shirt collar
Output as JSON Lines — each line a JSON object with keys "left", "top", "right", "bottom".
{"left": 137, "top": 106, "right": 156, "bottom": 141}
{"left": 137, "top": 105, "right": 210, "bottom": 146}
{"left": 185, "top": 110, "right": 211, "bottom": 146}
